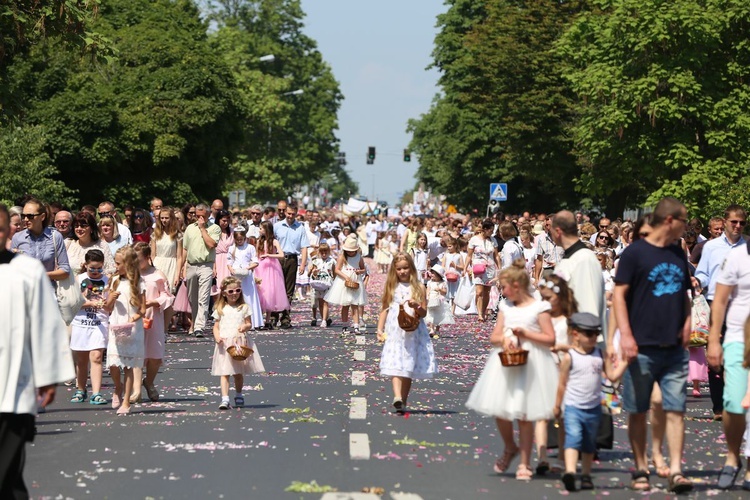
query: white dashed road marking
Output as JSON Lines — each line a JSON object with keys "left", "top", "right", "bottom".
{"left": 349, "top": 433, "right": 370, "bottom": 460}
{"left": 353, "top": 350, "right": 366, "bottom": 361}
{"left": 351, "top": 370, "right": 366, "bottom": 386}
{"left": 349, "top": 397, "right": 367, "bottom": 420}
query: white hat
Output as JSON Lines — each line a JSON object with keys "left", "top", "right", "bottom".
{"left": 532, "top": 222, "right": 544, "bottom": 235}
{"left": 342, "top": 234, "right": 359, "bottom": 252}
{"left": 430, "top": 264, "right": 445, "bottom": 280}
{"left": 232, "top": 224, "right": 247, "bottom": 233}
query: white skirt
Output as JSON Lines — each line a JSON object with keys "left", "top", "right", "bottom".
{"left": 466, "top": 342, "right": 558, "bottom": 421}
{"left": 324, "top": 276, "right": 366, "bottom": 306}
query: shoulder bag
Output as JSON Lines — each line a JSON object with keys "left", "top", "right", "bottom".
{"left": 397, "top": 301, "right": 420, "bottom": 332}
{"left": 53, "top": 232, "right": 85, "bottom": 325}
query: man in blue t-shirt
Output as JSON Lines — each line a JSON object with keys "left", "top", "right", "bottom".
{"left": 613, "top": 196, "right": 693, "bottom": 494}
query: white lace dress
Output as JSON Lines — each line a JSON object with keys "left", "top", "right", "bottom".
{"left": 324, "top": 253, "right": 366, "bottom": 306}
{"left": 379, "top": 283, "right": 438, "bottom": 379}
{"left": 425, "top": 281, "right": 454, "bottom": 326}
{"left": 106, "top": 278, "right": 146, "bottom": 369}
{"left": 465, "top": 299, "right": 558, "bottom": 421}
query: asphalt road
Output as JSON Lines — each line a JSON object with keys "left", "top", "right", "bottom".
{"left": 24, "top": 270, "right": 746, "bottom": 499}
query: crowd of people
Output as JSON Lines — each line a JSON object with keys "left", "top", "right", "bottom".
{"left": 1, "top": 193, "right": 749, "bottom": 496}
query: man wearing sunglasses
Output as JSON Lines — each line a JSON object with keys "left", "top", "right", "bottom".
{"left": 246, "top": 204, "right": 263, "bottom": 240}
{"left": 695, "top": 204, "right": 747, "bottom": 424}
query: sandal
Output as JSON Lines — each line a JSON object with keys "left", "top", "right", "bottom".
{"left": 652, "top": 459, "right": 670, "bottom": 478}
{"left": 493, "top": 447, "right": 520, "bottom": 473}
{"left": 631, "top": 470, "right": 650, "bottom": 491}
{"left": 144, "top": 379, "right": 159, "bottom": 402}
{"left": 536, "top": 461, "right": 550, "bottom": 475}
{"left": 515, "top": 464, "right": 533, "bottom": 481}
{"left": 562, "top": 472, "right": 576, "bottom": 492}
{"left": 89, "top": 393, "right": 107, "bottom": 405}
{"left": 70, "top": 389, "right": 87, "bottom": 403}
{"left": 580, "top": 474, "right": 594, "bottom": 490}
{"left": 669, "top": 472, "right": 693, "bottom": 494}
{"left": 718, "top": 462, "right": 742, "bottom": 490}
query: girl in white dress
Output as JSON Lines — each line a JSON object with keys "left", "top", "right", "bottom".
{"left": 151, "top": 207, "right": 183, "bottom": 292}
{"left": 465, "top": 260, "right": 558, "bottom": 481}
{"left": 227, "top": 226, "right": 264, "bottom": 330}
{"left": 324, "top": 234, "right": 367, "bottom": 334}
{"left": 211, "top": 277, "right": 265, "bottom": 410}
{"left": 410, "top": 232, "right": 429, "bottom": 284}
{"left": 104, "top": 246, "right": 146, "bottom": 415}
{"left": 535, "top": 274, "right": 578, "bottom": 475}
{"left": 70, "top": 249, "right": 109, "bottom": 405}
{"left": 440, "top": 236, "right": 464, "bottom": 312}
{"left": 424, "top": 265, "right": 454, "bottom": 338}
{"left": 377, "top": 252, "right": 438, "bottom": 413}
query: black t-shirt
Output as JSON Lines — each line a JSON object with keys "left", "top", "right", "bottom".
{"left": 614, "top": 239, "right": 691, "bottom": 347}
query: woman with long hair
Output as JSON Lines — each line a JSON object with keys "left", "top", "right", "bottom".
{"left": 254, "top": 221, "right": 289, "bottom": 328}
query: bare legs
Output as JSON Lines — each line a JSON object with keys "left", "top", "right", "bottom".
{"left": 391, "top": 376, "right": 412, "bottom": 404}
{"left": 475, "top": 284, "right": 490, "bottom": 320}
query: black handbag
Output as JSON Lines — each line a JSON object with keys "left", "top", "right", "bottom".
{"left": 546, "top": 407, "right": 614, "bottom": 450}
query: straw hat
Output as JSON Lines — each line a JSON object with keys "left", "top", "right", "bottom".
{"left": 342, "top": 234, "right": 360, "bottom": 252}
{"left": 532, "top": 222, "right": 544, "bottom": 235}
{"left": 430, "top": 264, "right": 445, "bottom": 280}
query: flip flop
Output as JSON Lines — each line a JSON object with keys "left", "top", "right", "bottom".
{"left": 669, "top": 472, "right": 693, "bottom": 494}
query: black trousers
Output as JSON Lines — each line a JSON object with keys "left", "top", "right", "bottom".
{"left": 706, "top": 299, "right": 725, "bottom": 415}
{"left": 0, "top": 413, "right": 35, "bottom": 500}
{"left": 280, "top": 255, "right": 298, "bottom": 323}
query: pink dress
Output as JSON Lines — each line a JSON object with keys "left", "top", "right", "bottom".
{"left": 688, "top": 346, "right": 708, "bottom": 382}
{"left": 254, "top": 244, "right": 290, "bottom": 313}
{"left": 214, "top": 232, "right": 234, "bottom": 288}
{"left": 142, "top": 268, "right": 174, "bottom": 359}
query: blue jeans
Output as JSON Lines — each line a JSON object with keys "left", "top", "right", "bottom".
{"left": 563, "top": 405, "right": 601, "bottom": 453}
{"left": 622, "top": 346, "right": 688, "bottom": 413}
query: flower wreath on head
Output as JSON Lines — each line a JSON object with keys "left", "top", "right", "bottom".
{"left": 537, "top": 279, "right": 560, "bottom": 294}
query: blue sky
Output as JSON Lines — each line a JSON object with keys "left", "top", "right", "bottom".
{"left": 300, "top": 1, "right": 448, "bottom": 205}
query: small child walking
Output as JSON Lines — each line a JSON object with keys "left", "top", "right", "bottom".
{"left": 309, "top": 243, "right": 335, "bottom": 327}
{"left": 324, "top": 234, "right": 367, "bottom": 334}
{"left": 377, "top": 252, "right": 438, "bottom": 413}
{"left": 104, "top": 246, "right": 146, "bottom": 415}
{"left": 465, "top": 260, "right": 558, "bottom": 481}
{"left": 410, "top": 233, "right": 429, "bottom": 284}
{"left": 554, "top": 312, "right": 618, "bottom": 492}
{"left": 535, "top": 274, "right": 578, "bottom": 474}
{"left": 211, "top": 277, "right": 265, "bottom": 410}
{"left": 424, "top": 264, "right": 454, "bottom": 338}
{"left": 69, "top": 249, "right": 109, "bottom": 405}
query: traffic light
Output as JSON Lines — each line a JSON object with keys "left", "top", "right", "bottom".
{"left": 368, "top": 146, "right": 376, "bottom": 162}
{"left": 403, "top": 149, "right": 411, "bottom": 162}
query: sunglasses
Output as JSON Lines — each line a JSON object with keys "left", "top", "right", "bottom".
{"left": 74, "top": 223, "right": 90, "bottom": 228}
{"left": 98, "top": 212, "right": 111, "bottom": 218}
{"left": 21, "top": 213, "right": 42, "bottom": 220}
{"left": 598, "top": 235, "right": 609, "bottom": 240}
{"left": 728, "top": 219, "right": 747, "bottom": 227}
{"left": 225, "top": 289, "right": 242, "bottom": 294}
{"left": 188, "top": 211, "right": 196, "bottom": 216}
{"left": 134, "top": 214, "right": 145, "bottom": 219}
{"left": 87, "top": 267, "right": 103, "bottom": 272}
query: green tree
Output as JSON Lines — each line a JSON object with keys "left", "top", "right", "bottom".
{"left": 0, "top": 125, "right": 76, "bottom": 206}
{"left": 5, "top": 0, "right": 243, "bottom": 205}
{"left": 408, "top": 0, "right": 583, "bottom": 213}
{"left": 556, "top": 0, "right": 750, "bottom": 218}
{"left": 209, "top": 0, "right": 345, "bottom": 202}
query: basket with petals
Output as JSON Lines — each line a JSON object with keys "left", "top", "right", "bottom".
{"left": 226, "top": 336, "right": 253, "bottom": 361}
{"left": 499, "top": 348, "right": 529, "bottom": 367}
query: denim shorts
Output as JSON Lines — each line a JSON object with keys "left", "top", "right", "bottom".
{"left": 723, "top": 342, "right": 749, "bottom": 415}
{"left": 563, "top": 405, "right": 602, "bottom": 453}
{"left": 622, "top": 345, "right": 688, "bottom": 413}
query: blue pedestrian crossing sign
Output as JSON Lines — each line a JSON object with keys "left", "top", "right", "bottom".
{"left": 489, "top": 183, "right": 508, "bottom": 201}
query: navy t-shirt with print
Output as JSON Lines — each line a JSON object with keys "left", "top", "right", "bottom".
{"left": 614, "top": 239, "right": 691, "bottom": 347}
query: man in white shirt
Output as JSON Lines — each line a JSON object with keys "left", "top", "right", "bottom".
{"left": 0, "top": 204, "right": 75, "bottom": 497}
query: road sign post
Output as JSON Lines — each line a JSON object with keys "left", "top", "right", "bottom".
{"left": 487, "top": 183, "right": 507, "bottom": 217}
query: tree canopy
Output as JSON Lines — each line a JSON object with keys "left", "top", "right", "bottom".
{"left": 409, "top": 0, "right": 750, "bottom": 219}
{"left": 0, "top": 0, "right": 347, "bottom": 209}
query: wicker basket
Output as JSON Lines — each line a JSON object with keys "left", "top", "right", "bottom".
{"left": 499, "top": 349, "right": 529, "bottom": 367}
{"left": 344, "top": 278, "right": 360, "bottom": 290}
{"left": 227, "top": 345, "right": 254, "bottom": 361}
